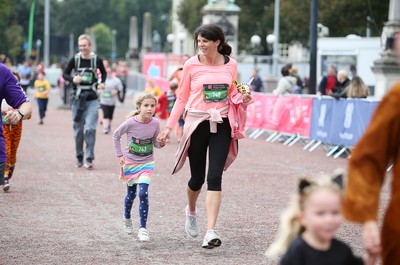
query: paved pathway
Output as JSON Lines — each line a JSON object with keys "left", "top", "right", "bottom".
{"left": 1, "top": 91, "right": 386, "bottom": 264}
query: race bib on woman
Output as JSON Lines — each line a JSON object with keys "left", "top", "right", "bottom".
{"left": 202, "top": 83, "right": 228, "bottom": 102}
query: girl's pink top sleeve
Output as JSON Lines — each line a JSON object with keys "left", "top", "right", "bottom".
{"left": 166, "top": 56, "right": 238, "bottom": 129}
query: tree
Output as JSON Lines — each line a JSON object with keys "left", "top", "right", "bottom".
{"left": 90, "top": 23, "right": 112, "bottom": 58}
{"left": 177, "top": 0, "right": 207, "bottom": 35}
{"left": 4, "top": 25, "right": 24, "bottom": 64}
{"left": 176, "top": 0, "right": 389, "bottom": 54}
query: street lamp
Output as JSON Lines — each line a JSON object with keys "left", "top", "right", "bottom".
{"left": 36, "top": 39, "right": 42, "bottom": 64}
{"left": 266, "top": 34, "right": 276, "bottom": 75}
{"left": 250, "top": 34, "right": 261, "bottom": 68}
{"left": 111, "top": 29, "right": 117, "bottom": 62}
{"left": 178, "top": 32, "right": 186, "bottom": 54}
{"left": 166, "top": 33, "right": 174, "bottom": 53}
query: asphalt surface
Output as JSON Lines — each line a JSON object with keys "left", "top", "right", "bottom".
{"left": 0, "top": 90, "right": 388, "bottom": 264}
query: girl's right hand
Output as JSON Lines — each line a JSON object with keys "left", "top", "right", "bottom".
{"left": 119, "top": 156, "right": 125, "bottom": 165}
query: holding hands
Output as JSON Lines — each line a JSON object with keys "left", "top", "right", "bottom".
{"left": 157, "top": 128, "right": 170, "bottom": 146}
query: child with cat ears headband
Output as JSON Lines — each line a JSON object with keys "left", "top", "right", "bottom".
{"left": 266, "top": 170, "right": 377, "bottom": 265}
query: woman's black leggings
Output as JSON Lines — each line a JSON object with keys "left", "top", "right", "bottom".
{"left": 187, "top": 118, "right": 231, "bottom": 191}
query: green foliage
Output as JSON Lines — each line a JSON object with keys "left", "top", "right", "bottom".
{"left": 91, "top": 23, "right": 112, "bottom": 58}
{"left": 0, "top": 0, "right": 391, "bottom": 62}
{"left": 4, "top": 24, "right": 24, "bottom": 63}
{"left": 176, "top": 0, "right": 389, "bottom": 53}
{"left": 235, "top": 0, "right": 274, "bottom": 54}
{"left": 177, "top": 0, "right": 207, "bottom": 34}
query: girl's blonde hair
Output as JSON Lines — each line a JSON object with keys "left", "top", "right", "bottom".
{"left": 265, "top": 169, "right": 345, "bottom": 258}
{"left": 127, "top": 93, "right": 158, "bottom": 118}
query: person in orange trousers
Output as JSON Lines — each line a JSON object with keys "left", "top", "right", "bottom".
{"left": 2, "top": 71, "right": 30, "bottom": 191}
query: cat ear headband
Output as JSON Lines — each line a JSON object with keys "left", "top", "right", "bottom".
{"left": 298, "top": 171, "right": 345, "bottom": 194}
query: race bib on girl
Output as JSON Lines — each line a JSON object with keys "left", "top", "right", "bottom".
{"left": 202, "top": 83, "right": 228, "bottom": 102}
{"left": 129, "top": 137, "right": 153, "bottom": 156}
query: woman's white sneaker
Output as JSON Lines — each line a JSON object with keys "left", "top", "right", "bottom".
{"left": 202, "top": 230, "right": 222, "bottom": 249}
{"left": 185, "top": 205, "right": 199, "bottom": 238}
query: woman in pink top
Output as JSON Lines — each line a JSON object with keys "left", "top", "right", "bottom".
{"left": 159, "top": 24, "right": 252, "bottom": 249}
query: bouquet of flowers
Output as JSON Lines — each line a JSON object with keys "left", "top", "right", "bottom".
{"left": 232, "top": 77, "right": 253, "bottom": 95}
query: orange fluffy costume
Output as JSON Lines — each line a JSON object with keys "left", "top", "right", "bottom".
{"left": 343, "top": 82, "right": 400, "bottom": 265}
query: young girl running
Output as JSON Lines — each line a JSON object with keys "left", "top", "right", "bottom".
{"left": 112, "top": 93, "right": 165, "bottom": 242}
{"left": 265, "top": 171, "right": 377, "bottom": 265}
{"left": 34, "top": 71, "right": 50, "bottom": 125}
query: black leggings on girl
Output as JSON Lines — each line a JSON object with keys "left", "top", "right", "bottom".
{"left": 187, "top": 118, "right": 231, "bottom": 192}
{"left": 124, "top": 183, "right": 149, "bottom": 228}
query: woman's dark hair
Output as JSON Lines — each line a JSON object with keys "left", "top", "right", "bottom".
{"left": 193, "top": 24, "right": 232, "bottom": 56}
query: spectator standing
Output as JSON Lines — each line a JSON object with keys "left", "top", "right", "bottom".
{"left": 289, "top": 66, "right": 303, "bottom": 94}
{"left": 250, "top": 68, "right": 265, "bottom": 93}
{"left": 332, "top": 70, "right": 351, "bottom": 99}
{"left": 317, "top": 65, "right": 339, "bottom": 96}
{"left": 273, "top": 66, "right": 296, "bottom": 95}
{"left": 63, "top": 34, "right": 106, "bottom": 169}
{"left": 346, "top": 76, "right": 369, "bottom": 98}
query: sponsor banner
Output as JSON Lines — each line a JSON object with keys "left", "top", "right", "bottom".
{"left": 310, "top": 98, "right": 334, "bottom": 143}
{"left": 310, "top": 98, "right": 378, "bottom": 146}
{"left": 329, "top": 99, "right": 378, "bottom": 146}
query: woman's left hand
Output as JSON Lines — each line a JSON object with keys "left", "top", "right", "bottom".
{"left": 242, "top": 93, "right": 252, "bottom": 103}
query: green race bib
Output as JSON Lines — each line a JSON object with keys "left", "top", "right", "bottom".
{"left": 38, "top": 86, "right": 45, "bottom": 92}
{"left": 129, "top": 137, "right": 153, "bottom": 156}
{"left": 203, "top": 83, "right": 228, "bottom": 102}
{"left": 82, "top": 73, "right": 93, "bottom": 83}
{"left": 102, "top": 91, "right": 112, "bottom": 98}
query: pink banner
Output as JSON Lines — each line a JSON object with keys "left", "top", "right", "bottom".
{"left": 246, "top": 94, "right": 266, "bottom": 129}
{"left": 150, "top": 77, "right": 170, "bottom": 92}
{"left": 277, "top": 97, "right": 312, "bottom": 137}
{"left": 142, "top": 53, "right": 165, "bottom": 78}
{"left": 246, "top": 94, "right": 313, "bottom": 137}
